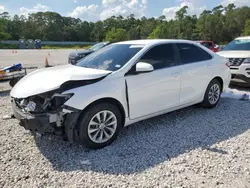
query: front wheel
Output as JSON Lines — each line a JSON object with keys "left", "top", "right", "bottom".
{"left": 77, "top": 103, "right": 122, "bottom": 149}
{"left": 201, "top": 79, "right": 222, "bottom": 108}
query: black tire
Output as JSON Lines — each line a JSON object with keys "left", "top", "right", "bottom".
{"left": 201, "top": 79, "right": 222, "bottom": 108}
{"left": 9, "top": 77, "right": 21, "bottom": 87}
{"left": 76, "top": 103, "right": 122, "bottom": 149}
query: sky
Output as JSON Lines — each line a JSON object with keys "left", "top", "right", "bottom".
{"left": 0, "top": 0, "right": 250, "bottom": 21}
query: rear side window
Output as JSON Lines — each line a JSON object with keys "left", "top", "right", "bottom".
{"left": 202, "top": 42, "right": 213, "bottom": 49}
{"left": 139, "top": 44, "right": 176, "bottom": 70}
{"left": 176, "top": 43, "right": 212, "bottom": 64}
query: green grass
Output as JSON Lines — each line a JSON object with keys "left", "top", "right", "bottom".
{"left": 0, "top": 44, "right": 92, "bottom": 49}
{"left": 0, "top": 44, "right": 19, "bottom": 49}
{"left": 42, "top": 45, "right": 92, "bottom": 49}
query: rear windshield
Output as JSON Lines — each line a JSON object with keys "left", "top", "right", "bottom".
{"left": 223, "top": 39, "right": 250, "bottom": 51}
{"left": 76, "top": 44, "right": 143, "bottom": 71}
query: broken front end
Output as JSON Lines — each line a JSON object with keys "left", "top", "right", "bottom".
{"left": 11, "top": 91, "right": 81, "bottom": 142}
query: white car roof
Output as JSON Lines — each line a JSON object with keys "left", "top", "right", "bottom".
{"left": 115, "top": 39, "right": 195, "bottom": 45}
{"left": 235, "top": 36, "right": 250, "bottom": 40}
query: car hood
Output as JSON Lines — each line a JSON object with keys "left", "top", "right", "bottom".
{"left": 217, "top": 50, "right": 250, "bottom": 58}
{"left": 11, "top": 64, "right": 111, "bottom": 98}
{"left": 69, "top": 50, "right": 91, "bottom": 58}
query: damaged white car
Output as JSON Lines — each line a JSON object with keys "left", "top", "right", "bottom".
{"left": 11, "top": 39, "right": 231, "bottom": 149}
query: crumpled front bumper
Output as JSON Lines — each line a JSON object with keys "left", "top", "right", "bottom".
{"left": 11, "top": 99, "right": 54, "bottom": 133}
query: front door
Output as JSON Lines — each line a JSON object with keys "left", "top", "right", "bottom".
{"left": 125, "top": 43, "right": 181, "bottom": 119}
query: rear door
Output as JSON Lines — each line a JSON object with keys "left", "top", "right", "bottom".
{"left": 176, "top": 43, "right": 213, "bottom": 105}
{"left": 125, "top": 43, "right": 181, "bottom": 119}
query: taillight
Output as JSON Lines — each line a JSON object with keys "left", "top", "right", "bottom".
{"left": 226, "top": 62, "right": 230, "bottom": 68}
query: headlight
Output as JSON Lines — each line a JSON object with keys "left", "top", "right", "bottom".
{"left": 24, "top": 101, "right": 36, "bottom": 112}
{"left": 49, "top": 93, "right": 74, "bottom": 111}
{"left": 78, "top": 54, "right": 85, "bottom": 58}
{"left": 243, "top": 58, "right": 250, "bottom": 64}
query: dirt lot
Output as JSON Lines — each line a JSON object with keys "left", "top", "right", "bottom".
{"left": 0, "top": 50, "right": 250, "bottom": 188}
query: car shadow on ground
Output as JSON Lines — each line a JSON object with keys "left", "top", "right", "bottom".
{"left": 229, "top": 84, "right": 250, "bottom": 92}
{"left": 34, "top": 98, "right": 250, "bottom": 175}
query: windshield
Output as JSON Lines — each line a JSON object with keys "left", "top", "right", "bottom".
{"left": 76, "top": 44, "right": 143, "bottom": 71}
{"left": 223, "top": 39, "right": 250, "bottom": 51}
{"left": 89, "top": 42, "right": 108, "bottom": 51}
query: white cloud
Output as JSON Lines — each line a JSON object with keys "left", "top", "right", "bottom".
{"left": 100, "top": 0, "right": 147, "bottom": 20}
{"left": 162, "top": 6, "right": 180, "bottom": 21}
{"left": 0, "top": 4, "right": 5, "bottom": 12}
{"left": 20, "top": 4, "right": 50, "bottom": 16}
{"left": 162, "top": 0, "right": 206, "bottom": 20}
{"left": 102, "top": 0, "right": 118, "bottom": 7}
{"left": 221, "top": 0, "right": 250, "bottom": 7}
{"left": 68, "top": 4, "right": 99, "bottom": 21}
{"left": 142, "top": 0, "right": 147, "bottom": 5}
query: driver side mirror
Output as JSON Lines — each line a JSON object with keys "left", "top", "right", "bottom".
{"left": 135, "top": 62, "right": 154, "bottom": 73}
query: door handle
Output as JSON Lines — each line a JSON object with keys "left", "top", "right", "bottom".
{"left": 171, "top": 72, "right": 180, "bottom": 77}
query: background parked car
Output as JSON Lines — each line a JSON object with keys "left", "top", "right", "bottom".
{"left": 217, "top": 36, "right": 250, "bottom": 85}
{"left": 68, "top": 42, "right": 111, "bottom": 65}
{"left": 195, "top": 41, "right": 219, "bottom": 52}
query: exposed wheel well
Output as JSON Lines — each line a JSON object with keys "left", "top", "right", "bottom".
{"left": 81, "top": 98, "right": 126, "bottom": 126}
{"left": 212, "top": 76, "right": 223, "bottom": 91}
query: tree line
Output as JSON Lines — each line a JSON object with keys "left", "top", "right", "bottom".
{"left": 0, "top": 4, "right": 250, "bottom": 44}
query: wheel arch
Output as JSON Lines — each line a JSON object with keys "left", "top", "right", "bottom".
{"left": 80, "top": 97, "right": 126, "bottom": 126}
{"left": 212, "top": 76, "right": 224, "bottom": 91}
{"left": 202, "top": 76, "right": 224, "bottom": 101}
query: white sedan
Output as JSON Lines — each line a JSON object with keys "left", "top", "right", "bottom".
{"left": 11, "top": 39, "right": 231, "bottom": 149}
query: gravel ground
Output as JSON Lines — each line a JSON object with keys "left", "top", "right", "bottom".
{"left": 0, "top": 50, "right": 250, "bottom": 188}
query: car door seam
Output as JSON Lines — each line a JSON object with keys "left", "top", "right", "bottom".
{"left": 125, "top": 80, "right": 130, "bottom": 118}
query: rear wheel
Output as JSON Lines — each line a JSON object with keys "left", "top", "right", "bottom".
{"left": 77, "top": 103, "right": 122, "bottom": 149}
{"left": 201, "top": 79, "right": 222, "bottom": 108}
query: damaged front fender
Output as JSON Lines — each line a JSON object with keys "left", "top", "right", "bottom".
{"left": 63, "top": 107, "right": 81, "bottom": 143}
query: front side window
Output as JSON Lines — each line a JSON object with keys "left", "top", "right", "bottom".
{"left": 139, "top": 44, "right": 176, "bottom": 70}
{"left": 223, "top": 39, "right": 250, "bottom": 51}
{"left": 76, "top": 44, "right": 143, "bottom": 71}
{"left": 176, "top": 43, "right": 212, "bottom": 64}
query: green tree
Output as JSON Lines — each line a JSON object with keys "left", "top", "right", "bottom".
{"left": 0, "top": 32, "right": 10, "bottom": 40}
{"left": 128, "top": 27, "right": 141, "bottom": 40}
{"left": 105, "top": 28, "right": 128, "bottom": 42}
{"left": 0, "top": 4, "right": 250, "bottom": 45}
{"left": 140, "top": 17, "right": 158, "bottom": 39}
{"left": 91, "top": 21, "right": 105, "bottom": 41}
{"left": 242, "top": 19, "right": 250, "bottom": 36}
{"left": 6, "top": 15, "right": 26, "bottom": 40}
{"left": 0, "top": 13, "right": 10, "bottom": 40}
{"left": 175, "top": 6, "right": 188, "bottom": 20}
{"left": 148, "top": 23, "right": 169, "bottom": 39}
